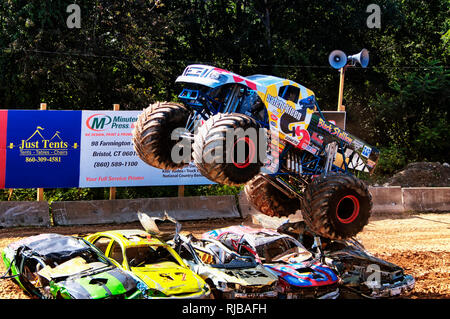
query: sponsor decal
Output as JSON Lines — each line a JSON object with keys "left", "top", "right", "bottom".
{"left": 267, "top": 94, "right": 305, "bottom": 121}
{"left": 285, "top": 134, "right": 300, "bottom": 146}
{"left": 367, "top": 159, "right": 376, "bottom": 168}
{"left": 279, "top": 108, "right": 313, "bottom": 140}
{"left": 361, "top": 145, "right": 372, "bottom": 158}
{"left": 352, "top": 139, "right": 364, "bottom": 150}
{"left": 184, "top": 66, "right": 207, "bottom": 77}
{"left": 311, "top": 132, "right": 324, "bottom": 145}
{"left": 279, "top": 110, "right": 313, "bottom": 141}
{"left": 304, "top": 144, "right": 319, "bottom": 155}
{"left": 317, "top": 118, "right": 353, "bottom": 144}
{"left": 297, "top": 129, "right": 311, "bottom": 150}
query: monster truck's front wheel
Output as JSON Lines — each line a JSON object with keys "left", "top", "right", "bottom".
{"left": 132, "top": 102, "right": 191, "bottom": 170}
{"left": 244, "top": 174, "right": 300, "bottom": 217}
{"left": 301, "top": 172, "right": 372, "bottom": 240}
{"left": 193, "top": 113, "right": 263, "bottom": 186}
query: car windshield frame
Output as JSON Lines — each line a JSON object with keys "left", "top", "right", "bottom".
{"left": 40, "top": 239, "right": 115, "bottom": 281}
{"left": 125, "top": 244, "right": 181, "bottom": 267}
{"left": 255, "top": 237, "right": 307, "bottom": 262}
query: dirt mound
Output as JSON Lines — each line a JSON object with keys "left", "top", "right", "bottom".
{"left": 385, "top": 162, "right": 450, "bottom": 187}
{"left": 373, "top": 251, "right": 450, "bottom": 299}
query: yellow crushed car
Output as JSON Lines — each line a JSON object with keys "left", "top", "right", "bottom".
{"left": 85, "top": 229, "right": 210, "bottom": 299}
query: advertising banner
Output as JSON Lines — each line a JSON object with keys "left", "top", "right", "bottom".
{"left": 0, "top": 109, "right": 213, "bottom": 188}
{"left": 4, "top": 110, "right": 82, "bottom": 188}
{"left": 78, "top": 110, "right": 212, "bottom": 187}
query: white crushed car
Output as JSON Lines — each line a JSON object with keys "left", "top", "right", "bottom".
{"left": 172, "top": 233, "right": 279, "bottom": 299}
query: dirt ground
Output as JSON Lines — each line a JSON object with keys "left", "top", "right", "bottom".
{"left": 0, "top": 211, "right": 449, "bottom": 299}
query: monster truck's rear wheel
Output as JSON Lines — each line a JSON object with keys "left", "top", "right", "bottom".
{"left": 301, "top": 172, "right": 372, "bottom": 240}
{"left": 193, "top": 113, "right": 263, "bottom": 186}
{"left": 244, "top": 174, "right": 300, "bottom": 217}
{"left": 132, "top": 102, "right": 191, "bottom": 170}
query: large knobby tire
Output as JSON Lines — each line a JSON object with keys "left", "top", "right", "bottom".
{"left": 244, "top": 174, "right": 301, "bottom": 217}
{"left": 132, "top": 102, "right": 191, "bottom": 170}
{"left": 193, "top": 113, "right": 263, "bottom": 186}
{"left": 301, "top": 172, "right": 372, "bottom": 240}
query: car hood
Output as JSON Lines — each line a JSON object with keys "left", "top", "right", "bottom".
{"left": 56, "top": 267, "right": 138, "bottom": 299}
{"left": 217, "top": 266, "right": 278, "bottom": 287}
{"left": 131, "top": 261, "right": 205, "bottom": 296}
{"left": 265, "top": 261, "right": 338, "bottom": 288}
{"left": 326, "top": 246, "right": 402, "bottom": 272}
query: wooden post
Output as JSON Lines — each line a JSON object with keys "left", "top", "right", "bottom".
{"left": 109, "top": 187, "right": 116, "bottom": 200}
{"left": 37, "top": 188, "right": 44, "bottom": 201}
{"left": 109, "top": 104, "right": 120, "bottom": 200}
{"left": 178, "top": 185, "right": 185, "bottom": 197}
{"left": 37, "top": 103, "right": 47, "bottom": 201}
{"left": 337, "top": 67, "right": 346, "bottom": 112}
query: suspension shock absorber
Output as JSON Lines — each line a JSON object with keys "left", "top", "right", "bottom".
{"left": 324, "top": 141, "right": 338, "bottom": 175}
{"left": 284, "top": 149, "right": 303, "bottom": 175}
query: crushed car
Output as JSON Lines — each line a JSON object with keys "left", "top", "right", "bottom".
{"left": 203, "top": 225, "right": 340, "bottom": 299}
{"left": 85, "top": 229, "right": 210, "bottom": 299}
{"left": 1, "top": 233, "right": 143, "bottom": 299}
{"left": 172, "top": 233, "right": 279, "bottom": 299}
{"left": 277, "top": 221, "right": 415, "bottom": 298}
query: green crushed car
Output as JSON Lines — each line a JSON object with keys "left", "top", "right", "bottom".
{"left": 1, "top": 233, "right": 144, "bottom": 299}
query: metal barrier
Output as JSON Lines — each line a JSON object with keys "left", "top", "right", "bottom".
{"left": 0, "top": 201, "right": 50, "bottom": 227}
{"left": 52, "top": 195, "right": 240, "bottom": 226}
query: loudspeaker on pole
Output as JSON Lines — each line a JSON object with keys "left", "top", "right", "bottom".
{"left": 328, "top": 50, "right": 348, "bottom": 69}
{"left": 348, "top": 48, "right": 369, "bottom": 68}
{"left": 328, "top": 49, "right": 370, "bottom": 69}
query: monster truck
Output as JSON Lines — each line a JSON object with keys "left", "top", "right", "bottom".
{"left": 132, "top": 62, "right": 379, "bottom": 240}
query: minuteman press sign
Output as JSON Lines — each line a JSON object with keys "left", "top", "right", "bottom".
{"left": 79, "top": 111, "right": 142, "bottom": 187}
{"left": 0, "top": 110, "right": 212, "bottom": 189}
